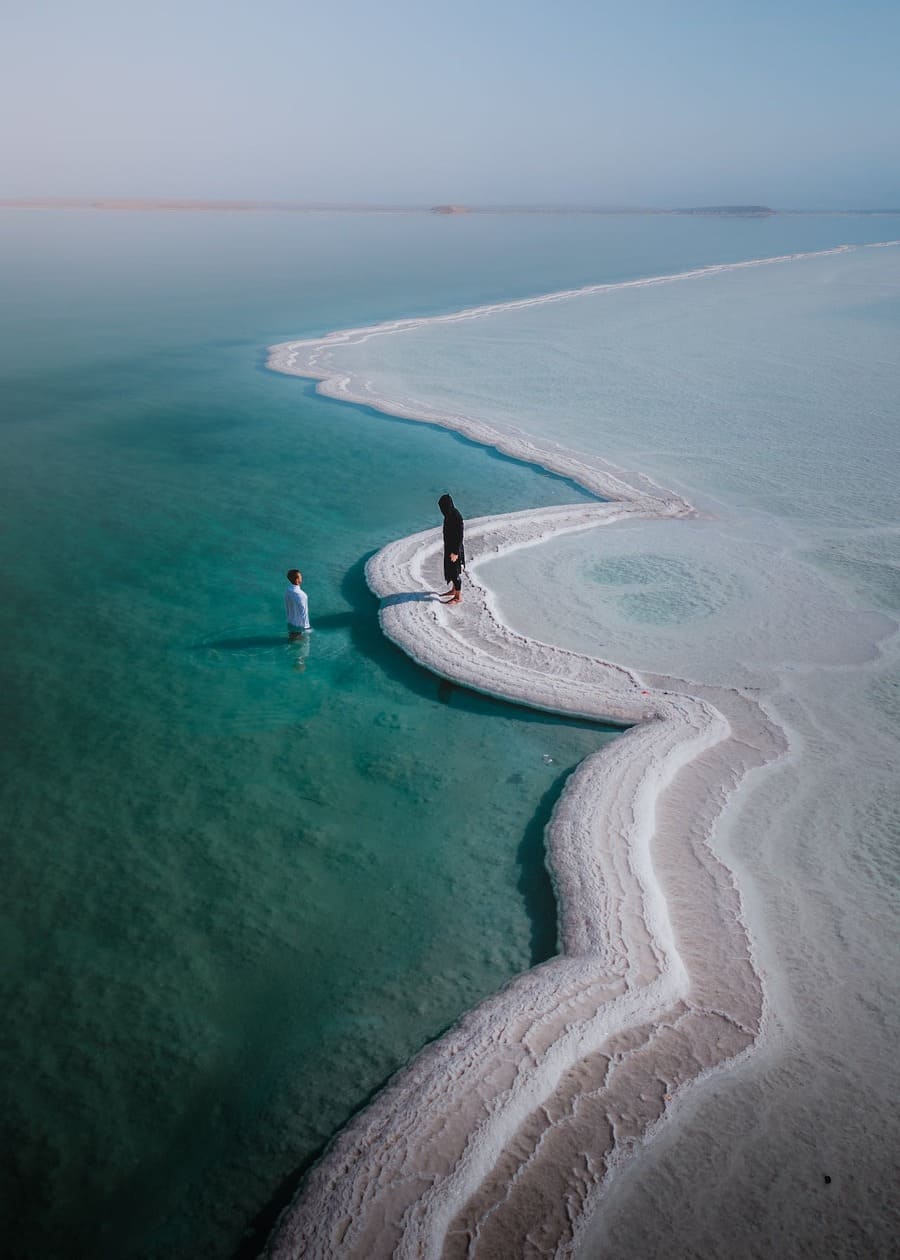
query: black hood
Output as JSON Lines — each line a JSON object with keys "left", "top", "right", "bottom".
{"left": 438, "top": 494, "right": 455, "bottom": 516}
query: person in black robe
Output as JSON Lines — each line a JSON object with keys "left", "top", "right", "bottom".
{"left": 437, "top": 493, "right": 465, "bottom": 604}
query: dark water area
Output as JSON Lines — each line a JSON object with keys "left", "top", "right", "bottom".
{"left": 0, "top": 209, "right": 615, "bottom": 1258}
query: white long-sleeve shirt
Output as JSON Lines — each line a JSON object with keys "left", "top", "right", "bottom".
{"left": 284, "top": 583, "right": 310, "bottom": 630}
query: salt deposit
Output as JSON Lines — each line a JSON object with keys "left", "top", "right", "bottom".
{"left": 264, "top": 243, "right": 899, "bottom": 1258}
{"left": 263, "top": 504, "right": 785, "bottom": 1259}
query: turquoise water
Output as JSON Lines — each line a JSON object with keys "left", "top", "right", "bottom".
{"left": 3, "top": 209, "right": 900, "bottom": 1259}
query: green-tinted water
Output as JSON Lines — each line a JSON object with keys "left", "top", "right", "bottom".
{"left": 1, "top": 212, "right": 613, "bottom": 1259}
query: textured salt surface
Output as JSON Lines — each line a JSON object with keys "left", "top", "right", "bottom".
{"left": 262, "top": 247, "right": 900, "bottom": 1256}
{"left": 261, "top": 501, "right": 785, "bottom": 1258}
{"left": 266, "top": 246, "right": 857, "bottom": 510}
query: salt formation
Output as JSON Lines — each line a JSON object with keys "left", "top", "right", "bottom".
{"left": 263, "top": 503, "right": 784, "bottom": 1259}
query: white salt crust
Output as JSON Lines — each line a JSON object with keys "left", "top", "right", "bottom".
{"left": 266, "top": 245, "right": 854, "bottom": 510}
{"left": 263, "top": 279, "right": 791, "bottom": 1258}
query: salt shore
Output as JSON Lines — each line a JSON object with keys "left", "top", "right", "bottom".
{"left": 262, "top": 504, "right": 785, "bottom": 1258}
{"left": 262, "top": 274, "right": 794, "bottom": 1257}
{"left": 265, "top": 245, "right": 860, "bottom": 508}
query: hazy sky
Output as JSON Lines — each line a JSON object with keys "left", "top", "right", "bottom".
{"left": 2, "top": 0, "right": 898, "bottom": 208}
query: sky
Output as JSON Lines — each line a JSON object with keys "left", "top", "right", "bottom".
{"left": 2, "top": 0, "right": 898, "bottom": 209}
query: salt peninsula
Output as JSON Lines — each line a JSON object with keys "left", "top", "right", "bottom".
{"left": 261, "top": 275, "right": 791, "bottom": 1256}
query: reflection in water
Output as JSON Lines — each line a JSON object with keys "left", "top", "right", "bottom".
{"left": 290, "top": 635, "right": 310, "bottom": 672}
{"left": 199, "top": 633, "right": 286, "bottom": 653}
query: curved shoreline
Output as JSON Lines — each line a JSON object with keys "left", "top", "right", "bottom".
{"left": 267, "top": 244, "right": 859, "bottom": 509}
{"left": 263, "top": 510, "right": 785, "bottom": 1259}
{"left": 262, "top": 265, "right": 796, "bottom": 1256}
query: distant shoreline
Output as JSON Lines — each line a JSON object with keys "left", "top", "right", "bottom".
{"left": 1, "top": 197, "right": 898, "bottom": 216}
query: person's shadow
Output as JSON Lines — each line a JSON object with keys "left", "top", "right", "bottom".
{"left": 196, "top": 612, "right": 358, "bottom": 653}
{"left": 380, "top": 590, "right": 439, "bottom": 609}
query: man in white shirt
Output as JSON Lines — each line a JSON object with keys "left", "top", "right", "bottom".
{"left": 284, "top": 569, "right": 311, "bottom": 640}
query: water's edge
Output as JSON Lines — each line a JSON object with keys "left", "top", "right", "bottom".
{"left": 257, "top": 258, "right": 841, "bottom": 1257}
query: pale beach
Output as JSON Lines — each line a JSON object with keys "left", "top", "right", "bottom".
{"left": 263, "top": 240, "right": 900, "bottom": 1257}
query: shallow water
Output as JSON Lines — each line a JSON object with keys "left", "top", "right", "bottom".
{"left": 3, "top": 209, "right": 899, "bottom": 1258}
{"left": 1, "top": 210, "right": 614, "bottom": 1259}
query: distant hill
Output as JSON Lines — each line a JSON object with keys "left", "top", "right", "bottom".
{"left": 676, "top": 205, "right": 775, "bottom": 217}
{"left": 11, "top": 199, "right": 898, "bottom": 218}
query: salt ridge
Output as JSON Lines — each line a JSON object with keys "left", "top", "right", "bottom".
{"left": 261, "top": 257, "right": 815, "bottom": 1257}
{"left": 267, "top": 244, "right": 858, "bottom": 508}
{"left": 263, "top": 510, "right": 784, "bottom": 1259}
{"left": 269, "top": 242, "right": 854, "bottom": 369}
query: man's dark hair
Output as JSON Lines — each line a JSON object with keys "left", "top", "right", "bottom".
{"left": 286, "top": 569, "right": 301, "bottom": 583}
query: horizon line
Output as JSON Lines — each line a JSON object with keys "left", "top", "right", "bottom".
{"left": 2, "top": 197, "right": 899, "bottom": 216}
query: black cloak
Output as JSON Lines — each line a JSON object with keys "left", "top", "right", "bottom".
{"left": 438, "top": 494, "right": 465, "bottom": 566}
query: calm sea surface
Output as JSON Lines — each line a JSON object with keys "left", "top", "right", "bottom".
{"left": 2, "top": 209, "right": 898, "bottom": 1258}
